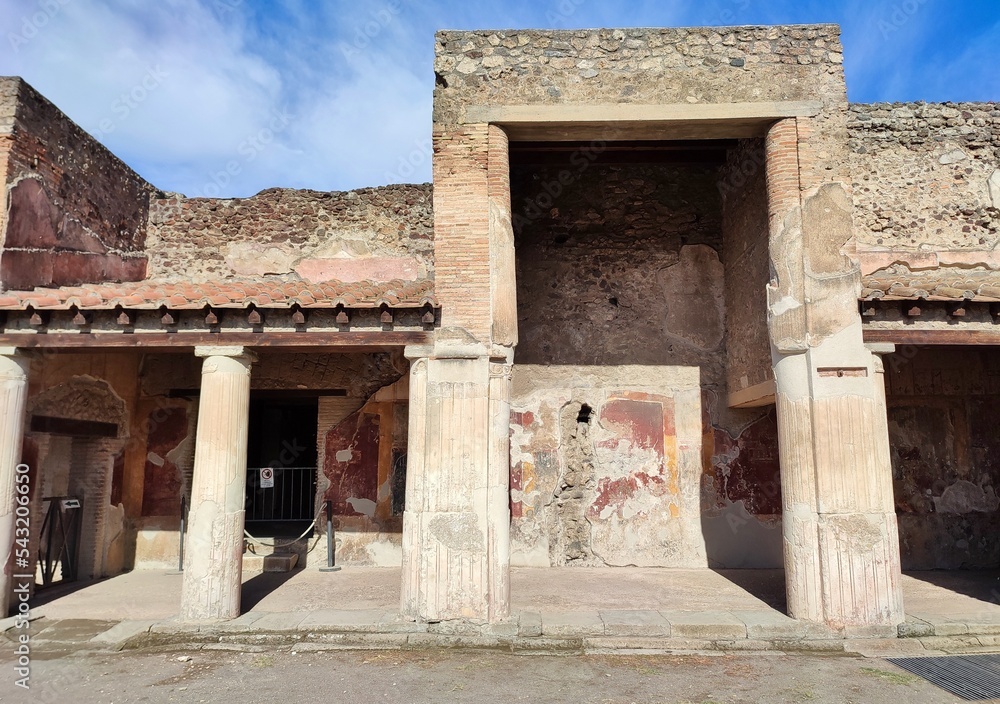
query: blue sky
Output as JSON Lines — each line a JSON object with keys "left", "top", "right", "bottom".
{"left": 1, "top": 0, "right": 997, "bottom": 197}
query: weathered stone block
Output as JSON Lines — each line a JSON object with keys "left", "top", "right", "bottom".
{"left": 518, "top": 611, "right": 542, "bottom": 637}
{"left": 599, "top": 610, "right": 670, "bottom": 637}
{"left": 541, "top": 611, "right": 605, "bottom": 637}
{"left": 661, "top": 611, "right": 746, "bottom": 640}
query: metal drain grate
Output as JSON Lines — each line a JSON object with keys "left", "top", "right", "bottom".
{"left": 888, "top": 655, "right": 1000, "bottom": 700}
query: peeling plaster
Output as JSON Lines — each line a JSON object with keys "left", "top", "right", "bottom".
{"left": 933, "top": 480, "right": 1000, "bottom": 514}
{"left": 346, "top": 497, "right": 377, "bottom": 517}
{"left": 429, "top": 514, "right": 484, "bottom": 553}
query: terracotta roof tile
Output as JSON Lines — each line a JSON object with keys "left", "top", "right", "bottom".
{"left": 0, "top": 278, "right": 436, "bottom": 311}
{"left": 863, "top": 269, "right": 1000, "bottom": 302}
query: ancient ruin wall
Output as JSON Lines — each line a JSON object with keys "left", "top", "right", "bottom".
{"left": 145, "top": 185, "right": 434, "bottom": 283}
{"left": 320, "top": 389, "right": 408, "bottom": 567}
{"left": 849, "top": 102, "right": 1000, "bottom": 253}
{"left": 721, "top": 139, "right": 772, "bottom": 395}
{"left": 434, "top": 25, "right": 847, "bottom": 122}
{"left": 0, "top": 78, "right": 153, "bottom": 290}
{"left": 886, "top": 346, "right": 1000, "bottom": 570}
{"left": 131, "top": 351, "right": 409, "bottom": 568}
{"left": 513, "top": 161, "right": 725, "bottom": 368}
{"left": 432, "top": 25, "right": 850, "bottom": 346}
{"left": 511, "top": 159, "right": 783, "bottom": 568}
{"left": 22, "top": 354, "right": 143, "bottom": 584}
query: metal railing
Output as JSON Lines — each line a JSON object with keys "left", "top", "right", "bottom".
{"left": 38, "top": 496, "right": 82, "bottom": 587}
{"left": 245, "top": 466, "right": 316, "bottom": 522}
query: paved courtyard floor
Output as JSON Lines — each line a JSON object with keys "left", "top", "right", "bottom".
{"left": 27, "top": 566, "right": 1000, "bottom": 626}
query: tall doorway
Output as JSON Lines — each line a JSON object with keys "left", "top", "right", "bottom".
{"left": 245, "top": 396, "right": 319, "bottom": 538}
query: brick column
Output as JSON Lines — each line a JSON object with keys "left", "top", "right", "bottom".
{"left": 767, "top": 119, "right": 903, "bottom": 630}
{"left": 180, "top": 346, "right": 253, "bottom": 621}
{"left": 0, "top": 348, "right": 29, "bottom": 617}
{"left": 402, "top": 121, "right": 515, "bottom": 623}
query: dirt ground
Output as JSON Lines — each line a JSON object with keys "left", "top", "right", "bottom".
{"left": 0, "top": 647, "right": 962, "bottom": 703}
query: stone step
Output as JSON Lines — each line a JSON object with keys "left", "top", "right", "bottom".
{"left": 264, "top": 553, "right": 299, "bottom": 573}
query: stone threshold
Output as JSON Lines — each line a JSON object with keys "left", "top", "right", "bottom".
{"left": 6, "top": 609, "right": 1000, "bottom": 658}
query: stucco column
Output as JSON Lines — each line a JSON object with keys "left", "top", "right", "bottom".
{"left": 486, "top": 353, "right": 512, "bottom": 621}
{"left": 401, "top": 341, "right": 510, "bottom": 623}
{"left": 766, "top": 118, "right": 903, "bottom": 631}
{"left": 775, "top": 348, "right": 904, "bottom": 631}
{"left": 0, "top": 349, "right": 29, "bottom": 617}
{"left": 180, "top": 346, "right": 254, "bottom": 621}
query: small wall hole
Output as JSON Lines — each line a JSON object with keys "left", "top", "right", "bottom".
{"left": 576, "top": 404, "right": 593, "bottom": 424}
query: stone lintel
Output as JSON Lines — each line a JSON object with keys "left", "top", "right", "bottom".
{"left": 464, "top": 101, "right": 825, "bottom": 140}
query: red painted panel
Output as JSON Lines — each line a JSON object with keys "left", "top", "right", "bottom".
{"left": 590, "top": 398, "right": 674, "bottom": 519}
{"left": 323, "top": 411, "right": 380, "bottom": 516}
{"left": 20, "top": 436, "right": 39, "bottom": 501}
{"left": 511, "top": 410, "right": 535, "bottom": 428}
{"left": 598, "top": 398, "right": 665, "bottom": 454}
{"left": 712, "top": 410, "right": 782, "bottom": 515}
{"left": 141, "top": 407, "right": 188, "bottom": 517}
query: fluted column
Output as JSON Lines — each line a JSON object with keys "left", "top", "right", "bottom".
{"left": 181, "top": 346, "right": 254, "bottom": 621}
{"left": 400, "top": 353, "right": 428, "bottom": 616}
{"left": 0, "top": 349, "right": 29, "bottom": 617}
{"left": 486, "top": 354, "right": 512, "bottom": 621}
{"left": 766, "top": 115, "right": 903, "bottom": 630}
{"left": 401, "top": 340, "right": 510, "bottom": 623}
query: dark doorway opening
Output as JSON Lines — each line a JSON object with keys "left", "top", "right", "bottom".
{"left": 245, "top": 396, "right": 319, "bottom": 538}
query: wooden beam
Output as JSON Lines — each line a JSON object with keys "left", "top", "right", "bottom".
{"left": 0, "top": 331, "right": 431, "bottom": 350}
{"left": 863, "top": 329, "right": 1000, "bottom": 345}
{"left": 728, "top": 379, "right": 776, "bottom": 409}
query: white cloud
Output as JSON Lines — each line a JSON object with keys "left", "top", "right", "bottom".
{"left": 0, "top": 0, "right": 433, "bottom": 196}
{"left": 0, "top": 0, "right": 993, "bottom": 197}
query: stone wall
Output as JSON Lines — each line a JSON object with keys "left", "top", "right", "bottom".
{"left": 513, "top": 160, "right": 724, "bottom": 366}
{"left": 721, "top": 139, "right": 773, "bottom": 395}
{"left": 0, "top": 78, "right": 153, "bottom": 290}
{"left": 849, "top": 102, "right": 1000, "bottom": 294}
{"left": 511, "top": 157, "right": 783, "bottom": 568}
{"left": 849, "top": 102, "right": 1000, "bottom": 252}
{"left": 434, "top": 25, "right": 846, "bottom": 124}
{"left": 510, "top": 366, "right": 706, "bottom": 567}
{"left": 432, "top": 25, "right": 848, "bottom": 347}
{"left": 0, "top": 78, "right": 433, "bottom": 293}
{"left": 885, "top": 346, "right": 1000, "bottom": 570}
{"left": 145, "top": 185, "right": 434, "bottom": 283}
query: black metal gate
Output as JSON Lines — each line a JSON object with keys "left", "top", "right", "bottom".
{"left": 37, "top": 496, "right": 82, "bottom": 587}
{"left": 245, "top": 467, "right": 316, "bottom": 536}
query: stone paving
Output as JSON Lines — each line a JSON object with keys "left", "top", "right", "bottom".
{"left": 9, "top": 606, "right": 1000, "bottom": 659}
{"left": 8, "top": 567, "right": 1000, "bottom": 658}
